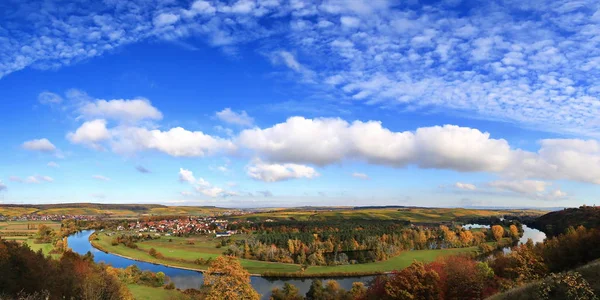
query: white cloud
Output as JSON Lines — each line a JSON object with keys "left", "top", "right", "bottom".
{"left": 352, "top": 172, "right": 369, "bottom": 180}
{"left": 154, "top": 13, "right": 180, "bottom": 27}
{"left": 38, "top": 92, "right": 63, "bottom": 105}
{"left": 0, "top": 181, "right": 6, "bottom": 192}
{"left": 110, "top": 126, "right": 235, "bottom": 157}
{"left": 455, "top": 182, "right": 476, "bottom": 191}
{"left": 246, "top": 160, "right": 320, "bottom": 182}
{"left": 340, "top": 16, "right": 360, "bottom": 28}
{"left": 238, "top": 117, "right": 510, "bottom": 171}
{"left": 67, "top": 119, "right": 110, "bottom": 149}
{"left": 79, "top": 99, "right": 162, "bottom": 123}
{"left": 178, "top": 168, "right": 196, "bottom": 183}
{"left": 22, "top": 138, "right": 56, "bottom": 153}
{"left": 181, "top": 191, "right": 194, "bottom": 196}
{"left": 92, "top": 175, "right": 111, "bottom": 181}
{"left": 215, "top": 108, "right": 254, "bottom": 127}
{"left": 178, "top": 168, "right": 235, "bottom": 197}
{"left": 47, "top": 161, "right": 59, "bottom": 168}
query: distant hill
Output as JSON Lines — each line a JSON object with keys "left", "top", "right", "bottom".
{"left": 0, "top": 203, "right": 233, "bottom": 218}
{"left": 532, "top": 206, "right": 600, "bottom": 237}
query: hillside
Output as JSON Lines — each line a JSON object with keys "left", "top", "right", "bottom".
{"left": 229, "top": 207, "right": 545, "bottom": 223}
{"left": 531, "top": 206, "right": 600, "bottom": 237}
{"left": 0, "top": 203, "right": 234, "bottom": 218}
{"left": 487, "top": 259, "right": 600, "bottom": 300}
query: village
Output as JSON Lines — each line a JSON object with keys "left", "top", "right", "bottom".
{"left": 117, "top": 217, "right": 244, "bottom": 237}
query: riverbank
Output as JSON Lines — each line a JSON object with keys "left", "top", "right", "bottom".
{"left": 89, "top": 231, "right": 479, "bottom": 278}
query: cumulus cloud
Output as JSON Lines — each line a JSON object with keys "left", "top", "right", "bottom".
{"left": 47, "top": 161, "right": 59, "bottom": 168}
{"left": 79, "top": 98, "right": 162, "bottom": 123}
{"left": 178, "top": 168, "right": 235, "bottom": 197}
{"left": 178, "top": 168, "right": 196, "bottom": 183}
{"left": 352, "top": 172, "right": 369, "bottom": 180}
{"left": 38, "top": 92, "right": 62, "bottom": 105}
{"left": 110, "top": 126, "right": 235, "bottom": 157}
{"left": 246, "top": 159, "right": 320, "bottom": 182}
{"left": 455, "top": 182, "right": 476, "bottom": 191}
{"left": 92, "top": 175, "right": 111, "bottom": 181}
{"left": 22, "top": 138, "right": 56, "bottom": 153}
{"left": 238, "top": 117, "right": 510, "bottom": 172}
{"left": 215, "top": 108, "right": 254, "bottom": 127}
{"left": 67, "top": 119, "right": 110, "bottom": 149}
{"left": 239, "top": 116, "right": 600, "bottom": 185}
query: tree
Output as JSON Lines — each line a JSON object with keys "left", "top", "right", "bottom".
{"left": 201, "top": 256, "right": 260, "bottom": 300}
{"left": 509, "top": 225, "right": 520, "bottom": 240}
{"left": 385, "top": 261, "right": 441, "bottom": 300}
{"left": 271, "top": 283, "right": 303, "bottom": 300}
{"left": 491, "top": 225, "right": 505, "bottom": 242}
{"left": 349, "top": 282, "right": 367, "bottom": 299}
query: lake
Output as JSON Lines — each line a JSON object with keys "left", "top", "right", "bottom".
{"left": 67, "top": 230, "right": 374, "bottom": 299}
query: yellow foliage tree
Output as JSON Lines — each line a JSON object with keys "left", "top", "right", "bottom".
{"left": 202, "top": 256, "right": 260, "bottom": 300}
{"left": 491, "top": 225, "right": 505, "bottom": 242}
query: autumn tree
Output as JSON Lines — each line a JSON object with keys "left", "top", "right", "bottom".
{"left": 201, "top": 256, "right": 260, "bottom": 300}
{"left": 491, "top": 225, "right": 505, "bottom": 242}
{"left": 270, "top": 283, "right": 303, "bottom": 300}
{"left": 509, "top": 225, "right": 520, "bottom": 240}
{"left": 385, "top": 261, "right": 441, "bottom": 300}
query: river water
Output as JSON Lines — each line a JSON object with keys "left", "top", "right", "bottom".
{"left": 67, "top": 230, "right": 374, "bottom": 299}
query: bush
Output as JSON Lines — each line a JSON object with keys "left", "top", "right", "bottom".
{"left": 165, "top": 282, "right": 175, "bottom": 290}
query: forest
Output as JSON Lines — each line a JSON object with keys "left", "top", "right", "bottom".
{"left": 269, "top": 224, "right": 600, "bottom": 300}
{"left": 224, "top": 220, "right": 519, "bottom": 265}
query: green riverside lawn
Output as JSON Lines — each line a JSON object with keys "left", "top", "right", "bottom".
{"left": 127, "top": 284, "right": 184, "bottom": 300}
{"left": 93, "top": 233, "right": 479, "bottom": 276}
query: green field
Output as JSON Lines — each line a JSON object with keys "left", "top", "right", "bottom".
{"left": 94, "top": 232, "right": 480, "bottom": 276}
{"left": 127, "top": 284, "right": 184, "bottom": 300}
{"left": 93, "top": 233, "right": 302, "bottom": 274}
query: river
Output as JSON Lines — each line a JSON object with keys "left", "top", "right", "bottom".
{"left": 67, "top": 230, "right": 374, "bottom": 299}
{"left": 463, "top": 224, "right": 547, "bottom": 254}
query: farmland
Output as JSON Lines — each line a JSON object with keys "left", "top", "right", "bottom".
{"left": 229, "top": 207, "right": 546, "bottom": 223}
{"left": 0, "top": 221, "right": 61, "bottom": 256}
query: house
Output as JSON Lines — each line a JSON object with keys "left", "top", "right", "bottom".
{"left": 215, "top": 232, "right": 231, "bottom": 238}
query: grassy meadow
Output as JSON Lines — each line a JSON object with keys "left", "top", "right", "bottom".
{"left": 127, "top": 284, "right": 184, "bottom": 300}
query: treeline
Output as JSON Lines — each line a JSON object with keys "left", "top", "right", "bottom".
{"left": 0, "top": 240, "right": 131, "bottom": 299}
{"left": 531, "top": 205, "right": 600, "bottom": 237}
{"left": 226, "top": 220, "right": 509, "bottom": 265}
{"left": 270, "top": 225, "right": 600, "bottom": 300}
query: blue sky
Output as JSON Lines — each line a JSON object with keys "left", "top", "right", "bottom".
{"left": 1, "top": 0, "right": 599, "bottom": 207}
